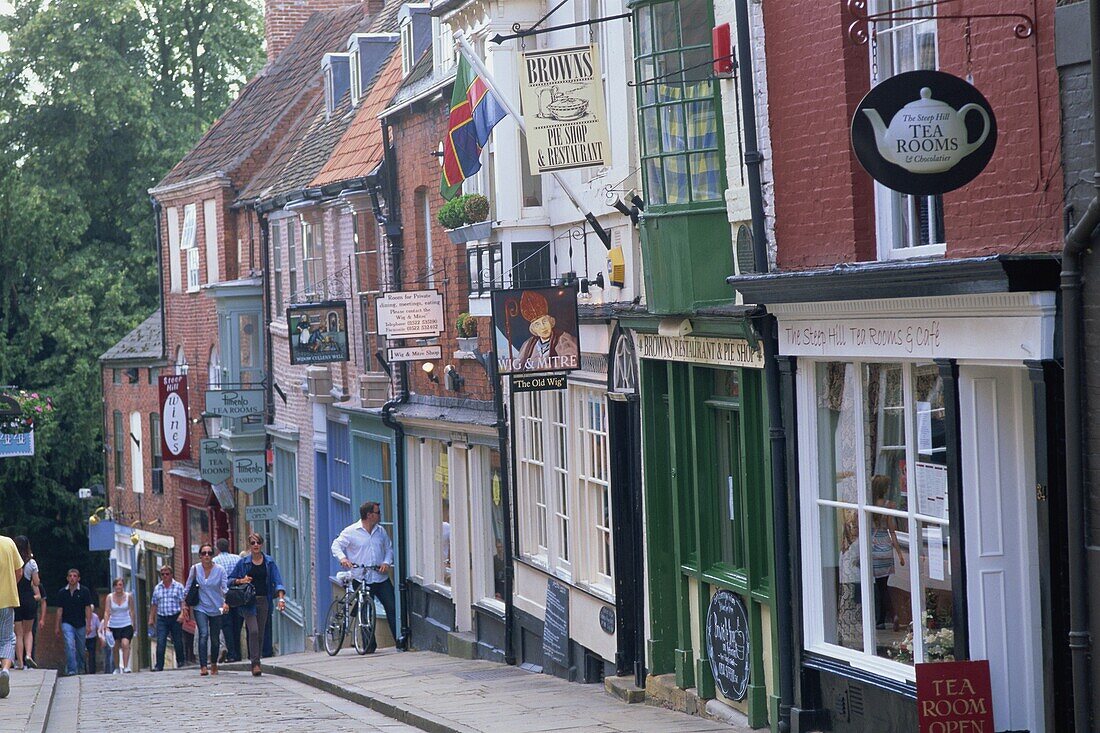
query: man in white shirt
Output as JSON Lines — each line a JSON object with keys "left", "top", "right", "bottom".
{"left": 331, "top": 501, "right": 405, "bottom": 652}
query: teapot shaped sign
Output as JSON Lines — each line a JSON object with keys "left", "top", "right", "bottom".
{"left": 852, "top": 70, "right": 997, "bottom": 196}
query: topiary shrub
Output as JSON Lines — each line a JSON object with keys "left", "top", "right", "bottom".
{"left": 437, "top": 196, "right": 467, "bottom": 229}
{"left": 462, "top": 193, "right": 489, "bottom": 224}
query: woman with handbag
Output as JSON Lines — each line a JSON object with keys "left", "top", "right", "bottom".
{"left": 182, "top": 543, "right": 229, "bottom": 676}
{"left": 227, "top": 533, "right": 286, "bottom": 676}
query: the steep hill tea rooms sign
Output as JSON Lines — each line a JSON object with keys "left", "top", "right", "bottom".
{"left": 852, "top": 70, "right": 997, "bottom": 195}
{"left": 519, "top": 44, "right": 610, "bottom": 173}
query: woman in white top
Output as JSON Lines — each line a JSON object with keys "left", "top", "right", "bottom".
{"left": 102, "top": 578, "right": 135, "bottom": 673}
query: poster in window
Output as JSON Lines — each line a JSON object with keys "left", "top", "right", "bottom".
{"left": 518, "top": 44, "right": 610, "bottom": 173}
{"left": 491, "top": 285, "right": 580, "bottom": 375}
{"left": 287, "top": 301, "right": 349, "bottom": 365}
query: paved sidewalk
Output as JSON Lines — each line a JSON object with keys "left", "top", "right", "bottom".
{"left": 0, "top": 668, "right": 55, "bottom": 733}
{"left": 247, "top": 650, "right": 748, "bottom": 733}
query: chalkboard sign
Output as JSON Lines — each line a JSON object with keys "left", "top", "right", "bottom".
{"left": 542, "top": 578, "right": 570, "bottom": 667}
{"left": 705, "top": 590, "right": 750, "bottom": 701}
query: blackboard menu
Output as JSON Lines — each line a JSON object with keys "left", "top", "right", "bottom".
{"left": 705, "top": 590, "right": 750, "bottom": 701}
{"left": 542, "top": 578, "right": 570, "bottom": 667}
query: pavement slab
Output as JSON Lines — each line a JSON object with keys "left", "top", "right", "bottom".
{"left": 0, "top": 668, "right": 54, "bottom": 733}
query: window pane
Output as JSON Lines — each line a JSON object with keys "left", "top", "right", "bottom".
{"left": 916, "top": 520, "right": 954, "bottom": 663}
{"left": 645, "top": 160, "right": 665, "bottom": 205}
{"left": 678, "top": 0, "right": 710, "bottom": 47}
{"left": 716, "top": 409, "right": 743, "bottom": 568}
{"left": 636, "top": 5, "right": 653, "bottom": 55}
{"left": 663, "top": 155, "right": 690, "bottom": 205}
{"left": 684, "top": 97, "right": 717, "bottom": 148}
{"left": 871, "top": 513, "right": 911, "bottom": 661}
{"left": 652, "top": 1, "right": 679, "bottom": 52}
{"left": 689, "top": 152, "right": 721, "bottom": 202}
{"left": 639, "top": 58, "right": 657, "bottom": 105}
{"left": 863, "top": 363, "right": 906, "bottom": 508}
{"left": 490, "top": 451, "right": 506, "bottom": 600}
{"left": 912, "top": 363, "right": 948, "bottom": 519}
{"left": 659, "top": 104, "right": 686, "bottom": 152}
{"left": 642, "top": 108, "right": 660, "bottom": 155}
{"left": 820, "top": 506, "right": 864, "bottom": 651}
{"left": 815, "top": 363, "right": 859, "bottom": 503}
{"left": 433, "top": 444, "right": 452, "bottom": 587}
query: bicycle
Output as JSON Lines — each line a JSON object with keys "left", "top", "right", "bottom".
{"left": 323, "top": 564, "right": 380, "bottom": 656}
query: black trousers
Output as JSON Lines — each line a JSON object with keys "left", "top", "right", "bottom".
{"left": 365, "top": 578, "right": 401, "bottom": 650}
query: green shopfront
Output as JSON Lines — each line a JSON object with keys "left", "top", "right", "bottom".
{"left": 622, "top": 319, "right": 778, "bottom": 729}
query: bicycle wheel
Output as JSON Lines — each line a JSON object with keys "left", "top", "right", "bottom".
{"left": 323, "top": 597, "right": 347, "bottom": 656}
{"left": 354, "top": 593, "right": 377, "bottom": 655}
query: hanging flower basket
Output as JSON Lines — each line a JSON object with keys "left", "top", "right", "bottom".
{"left": 0, "top": 390, "right": 54, "bottom": 435}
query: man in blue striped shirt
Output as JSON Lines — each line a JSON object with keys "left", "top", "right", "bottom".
{"left": 331, "top": 501, "right": 405, "bottom": 652}
{"left": 148, "top": 566, "right": 187, "bottom": 671}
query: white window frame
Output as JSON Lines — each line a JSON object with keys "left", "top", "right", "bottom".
{"left": 129, "top": 411, "right": 144, "bottom": 494}
{"left": 400, "top": 19, "right": 415, "bottom": 77}
{"left": 208, "top": 345, "right": 221, "bottom": 390}
{"left": 419, "top": 191, "right": 435, "bottom": 286}
{"left": 203, "top": 198, "right": 219, "bottom": 284}
{"left": 574, "top": 385, "right": 613, "bottom": 591}
{"left": 516, "top": 392, "right": 550, "bottom": 564}
{"left": 870, "top": 3, "right": 945, "bottom": 260}
{"left": 181, "top": 203, "right": 200, "bottom": 292}
{"left": 167, "top": 206, "right": 181, "bottom": 293}
{"left": 349, "top": 44, "right": 362, "bottom": 103}
{"left": 302, "top": 220, "right": 324, "bottom": 299}
{"left": 798, "top": 359, "right": 953, "bottom": 683}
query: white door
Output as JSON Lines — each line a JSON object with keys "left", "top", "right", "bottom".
{"left": 958, "top": 366, "right": 1042, "bottom": 732}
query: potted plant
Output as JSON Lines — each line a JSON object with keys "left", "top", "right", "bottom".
{"left": 438, "top": 194, "right": 492, "bottom": 244}
{"left": 0, "top": 390, "right": 54, "bottom": 436}
{"left": 455, "top": 312, "right": 479, "bottom": 352}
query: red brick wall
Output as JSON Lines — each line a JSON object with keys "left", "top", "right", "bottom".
{"left": 763, "top": 1, "right": 1063, "bottom": 269}
{"left": 391, "top": 96, "right": 493, "bottom": 402}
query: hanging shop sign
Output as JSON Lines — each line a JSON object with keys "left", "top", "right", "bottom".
{"left": 705, "top": 590, "right": 750, "bottom": 702}
{"left": 0, "top": 432, "right": 34, "bottom": 458}
{"left": 387, "top": 345, "right": 443, "bottom": 363}
{"left": 199, "top": 439, "right": 231, "bottom": 484}
{"left": 492, "top": 285, "right": 580, "bottom": 375}
{"left": 244, "top": 504, "right": 278, "bottom": 522}
{"left": 231, "top": 453, "right": 266, "bottom": 495}
{"left": 511, "top": 373, "right": 568, "bottom": 392}
{"left": 852, "top": 70, "right": 997, "bottom": 196}
{"left": 916, "top": 660, "right": 994, "bottom": 733}
{"left": 204, "top": 388, "right": 264, "bottom": 418}
{"left": 599, "top": 605, "right": 616, "bottom": 635}
{"left": 636, "top": 334, "right": 764, "bottom": 369}
{"left": 519, "top": 44, "right": 610, "bottom": 173}
{"left": 375, "top": 290, "right": 445, "bottom": 339}
{"left": 287, "top": 301, "right": 350, "bottom": 365}
{"left": 159, "top": 374, "right": 191, "bottom": 460}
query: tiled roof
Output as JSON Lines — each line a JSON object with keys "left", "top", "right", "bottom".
{"left": 237, "top": 94, "right": 327, "bottom": 201}
{"left": 155, "top": 4, "right": 368, "bottom": 190}
{"left": 311, "top": 51, "right": 405, "bottom": 187}
{"left": 99, "top": 310, "right": 164, "bottom": 363}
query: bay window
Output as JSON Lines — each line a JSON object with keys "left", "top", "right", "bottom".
{"left": 803, "top": 360, "right": 953, "bottom": 676}
{"left": 634, "top": 0, "right": 722, "bottom": 207}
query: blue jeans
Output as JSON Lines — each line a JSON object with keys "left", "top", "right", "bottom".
{"left": 366, "top": 578, "right": 401, "bottom": 651}
{"left": 60, "top": 623, "right": 84, "bottom": 676}
{"left": 194, "top": 611, "right": 223, "bottom": 668}
{"left": 155, "top": 614, "right": 185, "bottom": 670}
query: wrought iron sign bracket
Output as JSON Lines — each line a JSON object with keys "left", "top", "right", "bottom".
{"left": 846, "top": 0, "right": 1034, "bottom": 46}
{"left": 490, "top": 12, "right": 631, "bottom": 45}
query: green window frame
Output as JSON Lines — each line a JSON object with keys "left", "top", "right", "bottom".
{"left": 634, "top": 0, "right": 724, "bottom": 208}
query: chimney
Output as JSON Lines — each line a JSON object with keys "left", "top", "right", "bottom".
{"left": 265, "top": 0, "right": 385, "bottom": 65}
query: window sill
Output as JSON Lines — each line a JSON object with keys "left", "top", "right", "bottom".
{"left": 882, "top": 243, "right": 946, "bottom": 261}
{"left": 473, "top": 598, "right": 506, "bottom": 618}
{"left": 572, "top": 579, "right": 615, "bottom": 604}
{"left": 803, "top": 641, "right": 916, "bottom": 687}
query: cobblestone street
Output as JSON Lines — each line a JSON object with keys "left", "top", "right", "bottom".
{"left": 43, "top": 669, "right": 420, "bottom": 733}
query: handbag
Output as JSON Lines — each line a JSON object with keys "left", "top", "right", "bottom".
{"left": 225, "top": 581, "right": 255, "bottom": 608}
{"left": 185, "top": 572, "right": 201, "bottom": 608}
{"left": 180, "top": 615, "right": 197, "bottom": 635}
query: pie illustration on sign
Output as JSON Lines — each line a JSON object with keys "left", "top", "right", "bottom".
{"left": 537, "top": 86, "right": 591, "bottom": 122}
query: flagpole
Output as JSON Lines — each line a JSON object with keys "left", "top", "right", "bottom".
{"left": 454, "top": 31, "right": 612, "bottom": 250}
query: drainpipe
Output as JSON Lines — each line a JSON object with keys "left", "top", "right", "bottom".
{"left": 733, "top": 1, "right": 794, "bottom": 730}
{"left": 378, "top": 117, "right": 412, "bottom": 646}
{"left": 490, "top": 357, "right": 517, "bottom": 666}
{"left": 1063, "top": 1, "right": 1100, "bottom": 722}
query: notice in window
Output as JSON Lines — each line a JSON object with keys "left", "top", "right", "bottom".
{"left": 917, "top": 401, "right": 933, "bottom": 454}
{"left": 926, "top": 525, "right": 945, "bottom": 582}
{"left": 915, "top": 461, "right": 948, "bottom": 519}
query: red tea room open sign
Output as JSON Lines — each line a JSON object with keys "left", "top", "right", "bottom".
{"left": 916, "top": 660, "right": 995, "bottom": 733}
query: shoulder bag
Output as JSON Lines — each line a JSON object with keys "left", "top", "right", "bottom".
{"left": 184, "top": 567, "right": 201, "bottom": 608}
{"left": 225, "top": 581, "right": 255, "bottom": 608}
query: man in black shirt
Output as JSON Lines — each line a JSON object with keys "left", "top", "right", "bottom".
{"left": 54, "top": 569, "right": 93, "bottom": 676}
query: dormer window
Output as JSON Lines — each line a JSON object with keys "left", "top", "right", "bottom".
{"left": 400, "top": 17, "right": 414, "bottom": 77}
{"left": 347, "top": 33, "right": 400, "bottom": 102}
{"left": 322, "top": 53, "right": 351, "bottom": 118}
{"left": 350, "top": 44, "right": 361, "bottom": 102}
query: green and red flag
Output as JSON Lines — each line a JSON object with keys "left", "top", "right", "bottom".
{"left": 440, "top": 54, "right": 507, "bottom": 200}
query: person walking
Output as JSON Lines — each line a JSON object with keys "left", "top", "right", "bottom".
{"left": 331, "top": 501, "right": 406, "bottom": 652}
{"left": 182, "top": 543, "right": 228, "bottom": 676}
{"left": 148, "top": 565, "right": 187, "bottom": 671}
{"left": 0, "top": 535, "right": 22, "bottom": 698}
{"left": 12, "top": 536, "right": 39, "bottom": 670}
{"left": 84, "top": 609, "right": 100, "bottom": 674}
{"left": 102, "top": 578, "right": 134, "bottom": 673}
{"left": 227, "top": 533, "right": 286, "bottom": 676}
{"left": 53, "top": 569, "right": 93, "bottom": 676}
{"left": 211, "top": 539, "right": 240, "bottom": 663}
